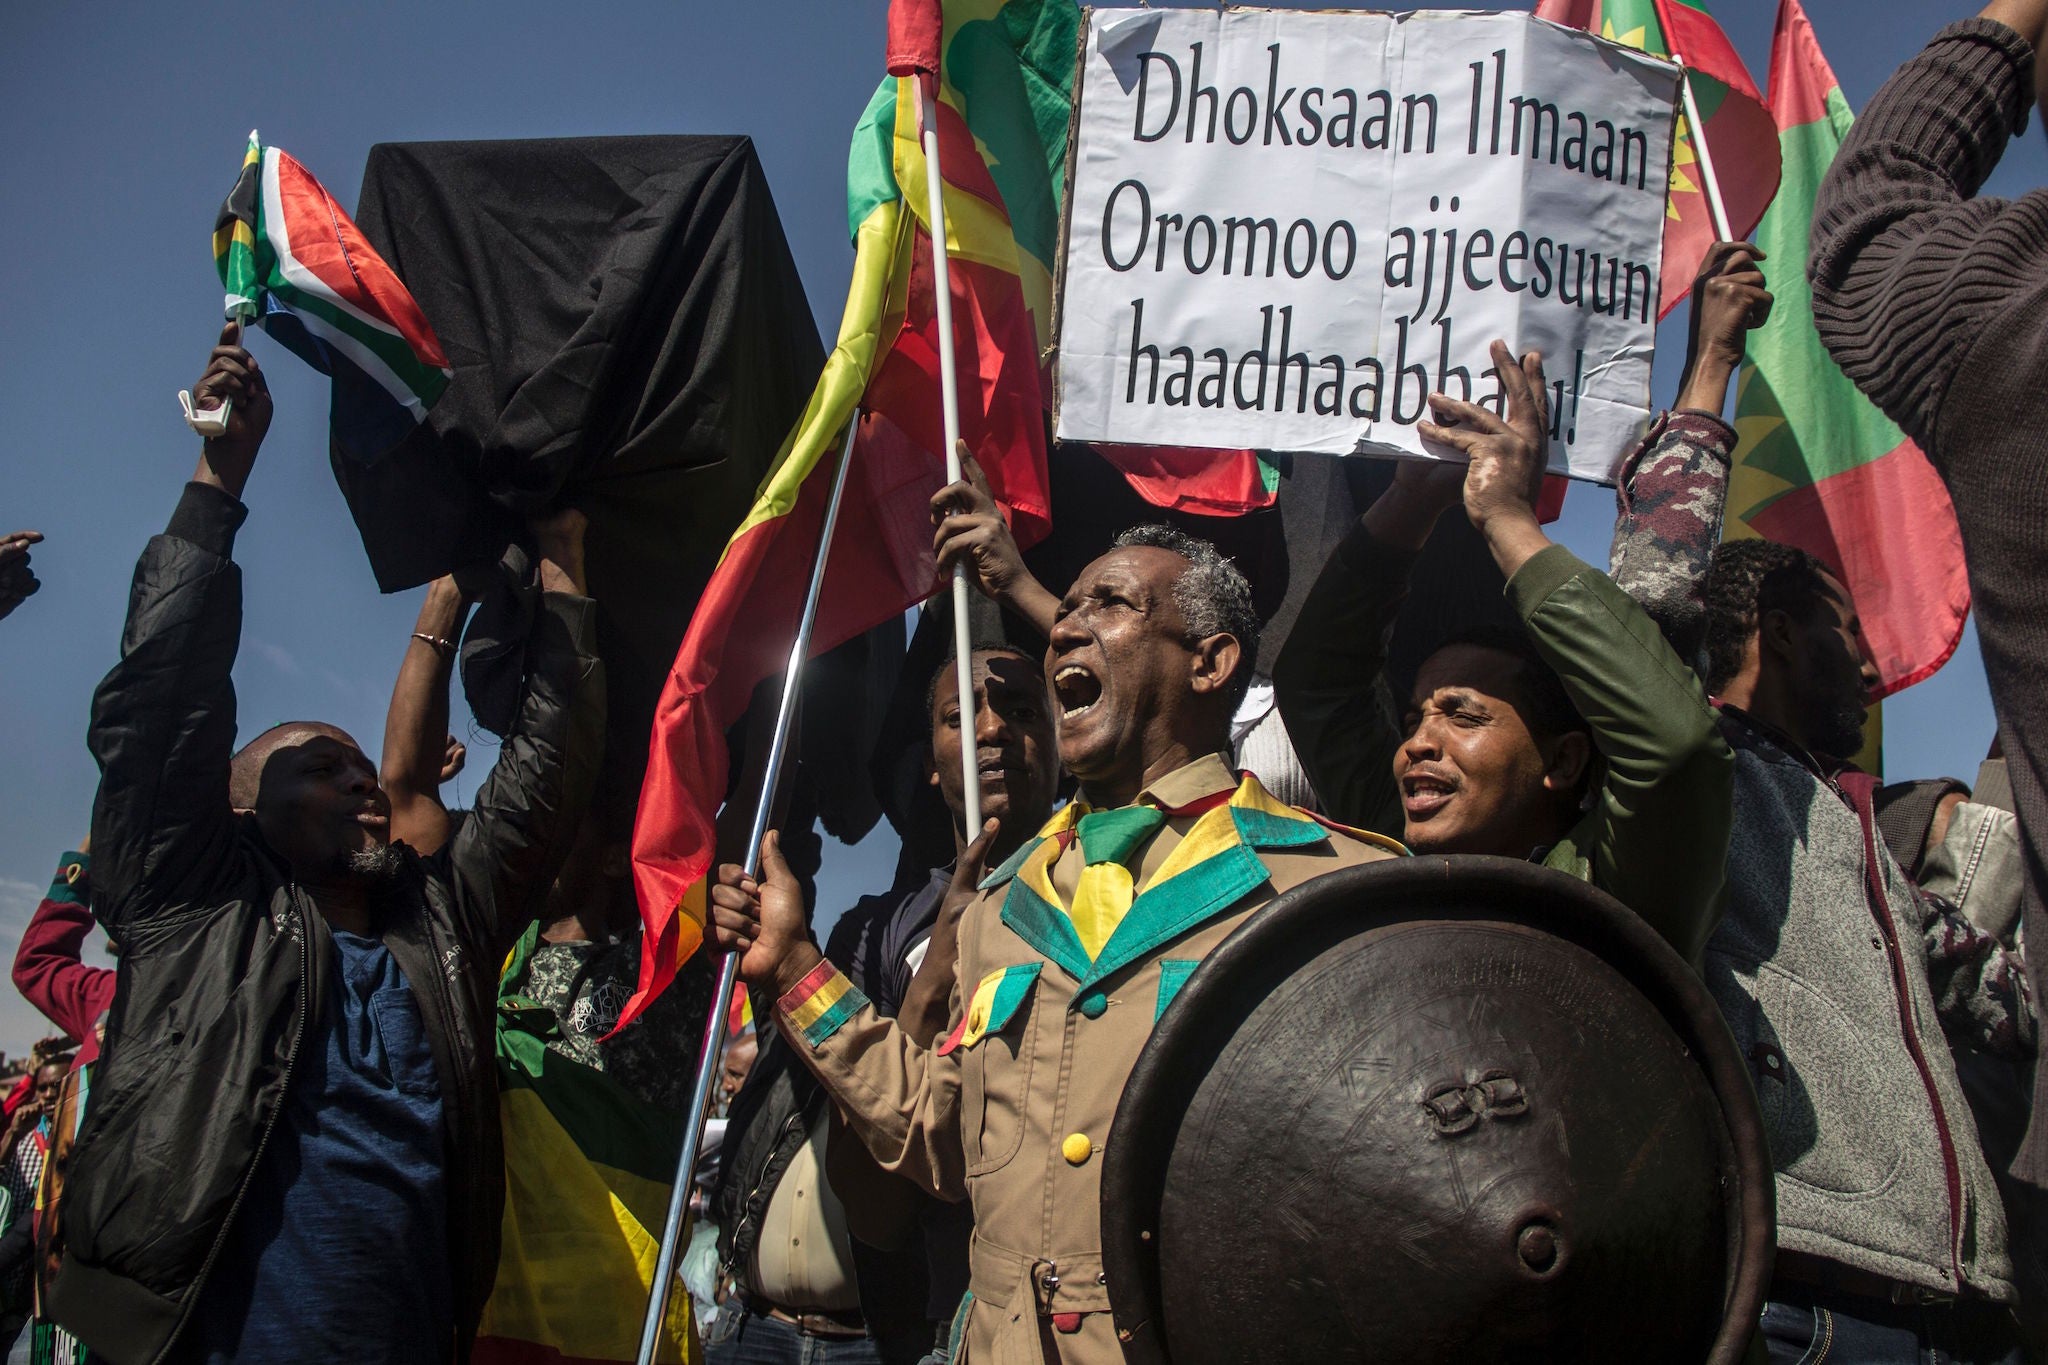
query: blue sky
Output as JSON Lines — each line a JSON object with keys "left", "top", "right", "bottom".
{"left": 0, "top": 1, "right": 2035, "bottom": 1060}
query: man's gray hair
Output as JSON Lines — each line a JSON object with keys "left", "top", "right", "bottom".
{"left": 1112, "top": 524, "right": 1259, "bottom": 709}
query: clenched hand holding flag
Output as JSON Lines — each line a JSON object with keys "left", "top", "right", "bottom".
{"left": 210, "top": 131, "right": 452, "bottom": 462}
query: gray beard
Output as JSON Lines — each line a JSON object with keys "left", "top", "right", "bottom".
{"left": 346, "top": 844, "right": 408, "bottom": 886}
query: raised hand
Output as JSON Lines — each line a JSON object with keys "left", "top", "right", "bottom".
{"left": 931, "top": 442, "right": 1060, "bottom": 636}
{"left": 1361, "top": 456, "right": 1469, "bottom": 555}
{"left": 1419, "top": 340, "right": 1554, "bottom": 579}
{"left": 438, "top": 735, "right": 467, "bottom": 784}
{"left": 899, "top": 817, "right": 1000, "bottom": 1046}
{"left": 1676, "top": 241, "right": 1773, "bottom": 413}
{"left": 529, "top": 507, "right": 589, "bottom": 597}
{"left": 0, "top": 530, "right": 44, "bottom": 621}
{"left": 191, "top": 321, "right": 273, "bottom": 498}
{"left": 708, "top": 830, "right": 821, "bottom": 997}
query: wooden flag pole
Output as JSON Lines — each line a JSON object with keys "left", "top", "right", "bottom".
{"left": 632, "top": 415, "right": 862, "bottom": 1365}
{"left": 918, "top": 70, "right": 984, "bottom": 836}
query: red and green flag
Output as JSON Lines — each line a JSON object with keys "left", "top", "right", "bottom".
{"left": 213, "top": 131, "right": 452, "bottom": 462}
{"left": 886, "top": 0, "right": 1274, "bottom": 516}
{"left": 620, "top": 0, "right": 1070, "bottom": 1033}
{"left": 1533, "top": 0, "right": 1781, "bottom": 317}
{"left": 1726, "top": 0, "right": 1968, "bottom": 697}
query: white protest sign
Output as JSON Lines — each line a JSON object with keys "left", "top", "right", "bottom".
{"left": 1053, "top": 8, "right": 1680, "bottom": 482}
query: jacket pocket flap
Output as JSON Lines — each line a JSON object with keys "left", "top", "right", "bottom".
{"left": 938, "top": 963, "right": 1044, "bottom": 1055}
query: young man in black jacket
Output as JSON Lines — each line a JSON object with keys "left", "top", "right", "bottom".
{"left": 48, "top": 326, "right": 605, "bottom": 1365}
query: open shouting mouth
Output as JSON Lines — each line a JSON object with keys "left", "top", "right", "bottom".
{"left": 1400, "top": 770, "right": 1458, "bottom": 818}
{"left": 1053, "top": 663, "right": 1103, "bottom": 721}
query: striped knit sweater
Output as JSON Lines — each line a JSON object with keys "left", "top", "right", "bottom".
{"left": 1811, "top": 16, "right": 2048, "bottom": 1187}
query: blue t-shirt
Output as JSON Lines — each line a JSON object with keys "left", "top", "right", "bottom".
{"left": 188, "top": 929, "right": 454, "bottom": 1363}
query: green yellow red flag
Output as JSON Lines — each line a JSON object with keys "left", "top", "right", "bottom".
{"left": 620, "top": 0, "right": 1070, "bottom": 1033}
{"left": 475, "top": 927, "right": 696, "bottom": 1365}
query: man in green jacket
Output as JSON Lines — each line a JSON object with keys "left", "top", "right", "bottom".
{"left": 1275, "top": 339, "right": 1733, "bottom": 963}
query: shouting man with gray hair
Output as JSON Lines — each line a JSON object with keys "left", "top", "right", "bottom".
{"left": 709, "top": 518, "right": 1402, "bottom": 1364}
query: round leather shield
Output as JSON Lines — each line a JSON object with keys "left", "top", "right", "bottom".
{"left": 1101, "top": 856, "right": 1772, "bottom": 1365}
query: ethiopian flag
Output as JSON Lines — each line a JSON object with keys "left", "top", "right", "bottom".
{"left": 1727, "top": 0, "right": 1968, "bottom": 697}
{"left": 475, "top": 927, "right": 696, "bottom": 1365}
{"left": 620, "top": 0, "right": 1069, "bottom": 1033}
{"left": 1533, "top": 0, "right": 1780, "bottom": 317}
{"left": 213, "top": 131, "right": 452, "bottom": 463}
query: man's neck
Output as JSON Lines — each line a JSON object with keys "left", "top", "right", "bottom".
{"left": 306, "top": 883, "right": 376, "bottom": 937}
{"left": 1079, "top": 741, "right": 1215, "bottom": 810}
{"left": 1717, "top": 677, "right": 1817, "bottom": 762}
{"left": 1719, "top": 703, "right": 1850, "bottom": 781}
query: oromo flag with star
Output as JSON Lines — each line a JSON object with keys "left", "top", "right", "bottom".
{"left": 1533, "top": 0, "right": 1780, "bottom": 317}
{"left": 214, "top": 130, "right": 453, "bottom": 463}
{"left": 1727, "top": 0, "right": 1968, "bottom": 698}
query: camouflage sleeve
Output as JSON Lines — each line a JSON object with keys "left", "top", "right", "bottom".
{"left": 1605, "top": 411, "right": 1736, "bottom": 670}
{"left": 1919, "top": 886, "right": 2037, "bottom": 1061}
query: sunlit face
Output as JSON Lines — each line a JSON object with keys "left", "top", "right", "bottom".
{"left": 1395, "top": 644, "right": 1579, "bottom": 856}
{"left": 1044, "top": 547, "right": 1199, "bottom": 789}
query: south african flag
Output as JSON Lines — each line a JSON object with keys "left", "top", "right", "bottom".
{"left": 214, "top": 130, "right": 453, "bottom": 463}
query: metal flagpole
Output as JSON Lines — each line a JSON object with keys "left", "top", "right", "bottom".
{"left": 1677, "top": 67, "right": 1735, "bottom": 243}
{"left": 633, "top": 414, "right": 862, "bottom": 1365}
{"left": 918, "top": 70, "right": 984, "bottom": 835}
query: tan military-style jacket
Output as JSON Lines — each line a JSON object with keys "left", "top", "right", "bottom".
{"left": 773, "top": 754, "right": 1403, "bottom": 1364}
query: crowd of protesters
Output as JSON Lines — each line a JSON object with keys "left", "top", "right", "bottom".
{"left": 7, "top": 3, "right": 2048, "bottom": 1363}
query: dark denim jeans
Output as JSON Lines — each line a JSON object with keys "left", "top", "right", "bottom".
{"left": 1759, "top": 1288, "right": 2024, "bottom": 1365}
{"left": 706, "top": 1312, "right": 883, "bottom": 1365}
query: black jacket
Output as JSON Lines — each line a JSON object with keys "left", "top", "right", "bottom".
{"left": 713, "top": 1028, "right": 822, "bottom": 1285}
{"left": 711, "top": 904, "right": 946, "bottom": 1365}
{"left": 50, "top": 483, "right": 603, "bottom": 1365}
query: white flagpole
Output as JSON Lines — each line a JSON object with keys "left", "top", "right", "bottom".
{"left": 1678, "top": 67, "right": 1735, "bottom": 243}
{"left": 918, "top": 71, "right": 984, "bottom": 836}
{"left": 632, "top": 415, "right": 862, "bottom": 1365}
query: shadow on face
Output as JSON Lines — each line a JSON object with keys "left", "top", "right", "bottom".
{"left": 929, "top": 648, "right": 1060, "bottom": 839}
{"left": 232, "top": 723, "right": 394, "bottom": 884}
{"left": 1772, "top": 572, "right": 1879, "bottom": 764}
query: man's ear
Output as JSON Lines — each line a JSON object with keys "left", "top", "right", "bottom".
{"left": 1541, "top": 730, "right": 1593, "bottom": 797}
{"left": 1187, "top": 633, "right": 1243, "bottom": 700}
{"left": 1759, "top": 607, "right": 1799, "bottom": 666}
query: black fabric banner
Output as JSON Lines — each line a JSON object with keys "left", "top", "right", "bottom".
{"left": 345, "top": 135, "right": 890, "bottom": 836}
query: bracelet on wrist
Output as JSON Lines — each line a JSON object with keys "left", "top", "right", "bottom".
{"left": 412, "top": 632, "right": 457, "bottom": 655}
